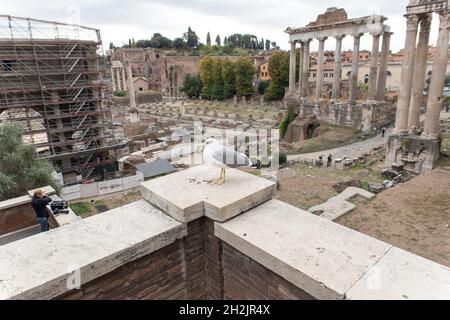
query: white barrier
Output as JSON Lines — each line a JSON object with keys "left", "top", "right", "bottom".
{"left": 61, "top": 172, "right": 144, "bottom": 202}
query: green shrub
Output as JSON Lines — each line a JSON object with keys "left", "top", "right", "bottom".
{"left": 115, "top": 90, "right": 128, "bottom": 97}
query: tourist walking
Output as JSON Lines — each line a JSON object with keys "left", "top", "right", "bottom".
{"left": 381, "top": 127, "right": 386, "bottom": 138}
{"left": 327, "top": 154, "right": 333, "bottom": 167}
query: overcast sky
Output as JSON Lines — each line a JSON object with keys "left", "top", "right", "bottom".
{"left": 1, "top": 0, "right": 442, "bottom": 53}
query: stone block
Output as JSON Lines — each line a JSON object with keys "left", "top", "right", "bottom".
{"left": 346, "top": 247, "right": 450, "bottom": 300}
{"left": 0, "top": 200, "right": 186, "bottom": 300}
{"left": 140, "top": 164, "right": 275, "bottom": 223}
{"left": 215, "top": 199, "right": 392, "bottom": 300}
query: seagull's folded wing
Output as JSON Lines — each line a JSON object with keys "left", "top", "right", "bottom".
{"left": 212, "top": 145, "right": 251, "bottom": 167}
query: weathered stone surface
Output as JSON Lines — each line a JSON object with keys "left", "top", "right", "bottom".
{"left": 308, "top": 187, "right": 375, "bottom": 221}
{"left": 346, "top": 247, "right": 450, "bottom": 300}
{"left": 140, "top": 164, "right": 275, "bottom": 223}
{"left": 0, "top": 200, "right": 186, "bottom": 300}
{"left": 215, "top": 199, "right": 392, "bottom": 300}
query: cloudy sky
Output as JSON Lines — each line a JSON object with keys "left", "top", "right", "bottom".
{"left": 1, "top": 0, "right": 441, "bottom": 53}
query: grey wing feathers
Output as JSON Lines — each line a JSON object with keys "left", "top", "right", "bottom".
{"left": 212, "top": 145, "right": 251, "bottom": 167}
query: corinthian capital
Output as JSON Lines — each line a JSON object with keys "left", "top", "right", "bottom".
{"left": 419, "top": 14, "right": 432, "bottom": 33}
{"left": 406, "top": 14, "right": 420, "bottom": 31}
{"left": 439, "top": 11, "right": 450, "bottom": 30}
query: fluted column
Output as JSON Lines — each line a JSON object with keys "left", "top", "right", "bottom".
{"left": 316, "top": 37, "right": 327, "bottom": 100}
{"left": 111, "top": 67, "right": 117, "bottom": 91}
{"left": 332, "top": 35, "right": 345, "bottom": 101}
{"left": 349, "top": 34, "right": 363, "bottom": 103}
{"left": 121, "top": 67, "right": 127, "bottom": 91}
{"left": 408, "top": 14, "right": 432, "bottom": 133}
{"left": 376, "top": 32, "right": 392, "bottom": 101}
{"left": 368, "top": 34, "right": 381, "bottom": 100}
{"left": 300, "top": 39, "right": 311, "bottom": 98}
{"left": 126, "top": 62, "right": 137, "bottom": 109}
{"left": 394, "top": 14, "right": 419, "bottom": 135}
{"left": 298, "top": 42, "right": 304, "bottom": 93}
{"left": 116, "top": 68, "right": 122, "bottom": 91}
{"left": 289, "top": 41, "right": 297, "bottom": 95}
{"left": 423, "top": 12, "right": 450, "bottom": 139}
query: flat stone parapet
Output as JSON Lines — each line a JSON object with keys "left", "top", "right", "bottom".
{"left": 141, "top": 164, "right": 275, "bottom": 223}
{"left": 214, "top": 199, "right": 450, "bottom": 300}
{"left": 215, "top": 199, "right": 392, "bottom": 300}
{"left": 0, "top": 200, "right": 186, "bottom": 300}
{"left": 347, "top": 247, "right": 450, "bottom": 300}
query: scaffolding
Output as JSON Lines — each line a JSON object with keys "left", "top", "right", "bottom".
{"left": 0, "top": 15, "right": 127, "bottom": 182}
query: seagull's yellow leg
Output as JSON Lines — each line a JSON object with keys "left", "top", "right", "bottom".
{"left": 216, "top": 168, "right": 225, "bottom": 185}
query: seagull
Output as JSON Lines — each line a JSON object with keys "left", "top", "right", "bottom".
{"left": 203, "top": 138, "right": 253, "bottom": 185}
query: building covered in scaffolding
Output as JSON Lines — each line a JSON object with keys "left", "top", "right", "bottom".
{"left": 0, "top": 15, "right": 127, "bottom": 184}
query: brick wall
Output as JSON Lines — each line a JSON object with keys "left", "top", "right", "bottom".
{"left": 222, "top": 243, "right": 315, "bottom": 300}
{"left": 58, "top": 217, "right": 313, "bottom": 300}
{"left": 0, "top": 203, "right": 37, "bottom": 236}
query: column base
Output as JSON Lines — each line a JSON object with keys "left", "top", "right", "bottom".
{"left": 385, "top": 134, "right": 440, "bottom": 175}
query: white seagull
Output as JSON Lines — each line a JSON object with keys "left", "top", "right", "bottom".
{"left": 203, "top": 138, "right": 253, "bottom": 185}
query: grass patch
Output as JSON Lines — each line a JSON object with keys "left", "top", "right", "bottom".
{"left": 70, "top": 202, "right": 92, "bottom": 216}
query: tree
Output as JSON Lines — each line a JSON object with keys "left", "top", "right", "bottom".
{"left": 184, "top": 27, "right": 199, "bottom": 49}
{"left": 149, "top": 33, "right": 173, "bottom": 48}
{"left": 215, "top": 35, "right": 221, "bottom": 47}
{"left": 223, "top": 37, "right": 228, "bottom": 45}
{"left": 199, "top": 56, "right": 215, "bottom": 98}
{"left": 264, "top": 51, "right": 289, "bottom": 101}
{"left": 271, "top": 41, "right": 277, "bottom": 49}
{"left": 109, "top": 42, "right": 115, "bottom": 50}
{"left": 258, "top": 80, "right": 271, "bottom": 95}
{"left": 206, "top": 32, "right": 211, "bottom": 46}
{"left": 234, "top": 57, "right": 255, "bottom": 97}
{"left": 222, "top": 59, "right": 236, "bottom": 98}
{"left": 265, "top": 39, "right": 271, "bottom": 50}
{"left": 211, "top": 59, "right": 224, "bottom": 100}
{"left": 173, "top": 37, "right": 186, "bottom": 50}
{"left": 0, "top": 124, "right": 60, "bottom": 201}
{"left": 182, "top": 75, "right": 203, "bottom": 98}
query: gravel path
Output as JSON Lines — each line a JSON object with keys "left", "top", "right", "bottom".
{"left": 287, "top": 129, "right": 391, "bottom": 162}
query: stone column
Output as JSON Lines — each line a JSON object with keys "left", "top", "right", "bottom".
{"left": 376, "top": 32, "right": 392, "bottom": 101}
{"left": 122, "top": 66, "right": 127, "bottom": 91}
{"left": 116, "top": 68, "right": 122, "bottom": 91}
{"left": 316, "top": 37, "right": 327, "bottom": 100}
{"left": 111, "top": 67, "right": 116, "bottom": 92}
{"left": 126, "top": 63, "right": 137, "bottom": 109}
{"left": 349, "top": 34, "right": 363, "bottom": 103}
{"left": 298, "top": 42, "right": 304, "bottom": 94}
{"left": 368, "top": 34, "right": 381, "bottom": 100}
{"left": 301, "top": 39, "right": 311, "bottom": 98}
{"left": 332, "top": 35, "right": 345, "bottom": 101}
{"left": 289, "top": 41, "right": 297, "bottom": 95}
{"left": 423, "top": 12, "right": 450, "bottom": 139}
{"left": 394, "top": 14, "right": 419, "bottom": 134}
{"left": 408, "top": 14, "right": 432, "bottom": 133}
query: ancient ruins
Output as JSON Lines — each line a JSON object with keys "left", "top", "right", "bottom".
{"left": 386, "top": 0, "right": 450, "bottom": 174}
{"left": 285, "top": 8, "right": 395, "bottom": 133}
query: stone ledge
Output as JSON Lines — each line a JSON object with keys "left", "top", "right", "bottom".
{"left": 346, "top": 247, "right": 450, "bottom": 300}
{"left": 214, "top": 199, "right": 392, "bottom": 300}
{"left": 141, "top": 164, "right": 275, "bottom": 223}
{"left": 0, "top": 186, "right": 56, "bottom": 212}
{"left": 0, "top": 200, "right": 186, "bottom": 300}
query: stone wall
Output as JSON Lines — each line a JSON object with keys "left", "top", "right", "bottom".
{"left": 0, "top": 201, "right": 36, "bottom": 236}
{"left": 1, "top": 166, "right": 449, "bottom": 300}
{"left": 112, "top": 91, "right": 162, "bottom": 106}
{"left": 56, "top": 216, "right": 313, "bottom": 300}
{"left": 299, "top": 100, "right": 395, "bottom": 132}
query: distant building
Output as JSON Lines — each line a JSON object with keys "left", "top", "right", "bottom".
{"left": 260, "top": 61, "right": 271, "bottom": 81}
